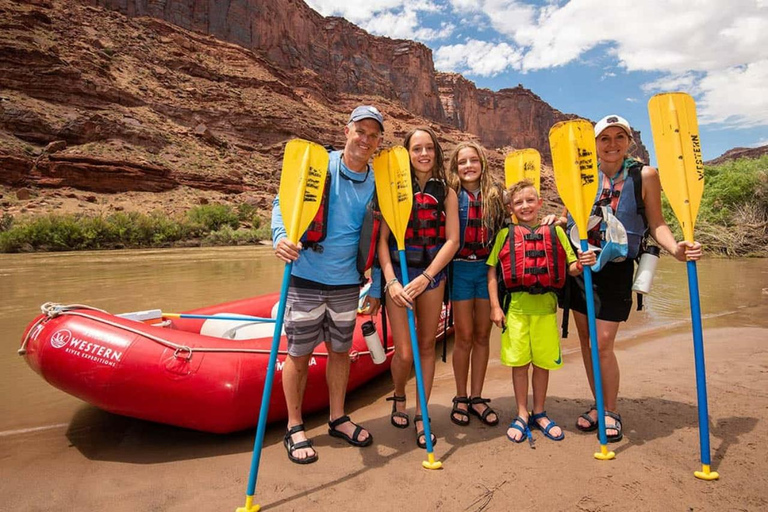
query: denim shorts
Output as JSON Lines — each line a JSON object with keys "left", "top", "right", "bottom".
{"left": 450, "top": 259, "right": 490, "bottom": 301}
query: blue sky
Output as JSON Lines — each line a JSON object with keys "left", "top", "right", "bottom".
{"left": 305, "top": 0, "right": 768, "bottom": 164}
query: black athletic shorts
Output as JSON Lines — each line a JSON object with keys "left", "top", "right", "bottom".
{"left": 568, "top": 259, "right": 635, "bottom": 322}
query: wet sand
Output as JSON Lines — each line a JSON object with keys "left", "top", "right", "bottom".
{"left": 2, "top": 324, "right": 766, "bottom": 511}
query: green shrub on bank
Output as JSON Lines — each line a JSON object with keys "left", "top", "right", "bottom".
{"left": 661, "top": 154, "right": 768, "bottom": 256}
{"left": 0, "top": 204, "right": 268, "bottom": 253}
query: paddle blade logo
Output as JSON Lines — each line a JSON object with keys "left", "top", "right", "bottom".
{"left": 51, "top": 329, "right": 72, "bottom": 349}
{"left": 373, "top": 146, "right": 412, "bottom": 249}
{"left": 279, "top": 139, "right": 329, "bottom": 242}
{"left": 648, "top": 92, "right": 704, "bottom": 240}
{"left": 549, "top": 120, "right": 598, "bottom": 235}
{"left": 504, "top": 148, "right": 541, "bottom": 191}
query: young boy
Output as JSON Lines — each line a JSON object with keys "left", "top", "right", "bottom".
{"left": 487, "top": 180, "right": 595, "bottom": 443}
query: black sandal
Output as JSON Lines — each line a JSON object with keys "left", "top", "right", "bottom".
{"left": 468, "top": 396, "right": 499, "bottom": 426}
{"left": 328, "top": 415, "right": 373, "bottom": 447}
{"left": 576, "top": 404, "right": 598, "bottom": 432}
{"left": 450, "top": 396, "right": 470, "bottom": 426}
{"left": 602, "top": 411, "right": 623, "bottom": 443}
{"left": 414, "top": 414, "right": 437, "bottom": 449}
{"left": 283, "top": 424, "right": 318, "bottom": 464}
{"left": 386, "top": 394, "right": 409, "bottom": 429}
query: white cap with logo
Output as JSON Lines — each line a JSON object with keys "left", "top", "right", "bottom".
{"left": 594, "top": 114, "right": 632, "bottom": 138}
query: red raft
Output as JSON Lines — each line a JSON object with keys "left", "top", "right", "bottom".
{"left": 19, "top": 289, "right": 447, "bottom": 434}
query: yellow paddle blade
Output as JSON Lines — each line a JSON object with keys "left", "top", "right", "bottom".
{"left": 549, "top": 119, "right": 598, "bottom": 237}
{"left": 373, "top": 146, "right": 412, "bottom": 250}
{"left": 504, "top": 148, "right": 541, "bottom": 191}
{"left": 278, "top": 139, "right": 329, "bottom": 243}
{"left": 648, "top": 92, "right": 704, "bottom": 242}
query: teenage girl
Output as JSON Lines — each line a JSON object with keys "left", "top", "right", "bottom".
{"left": 446, "top": 142, "right": 506, "bottom": 427}
{"left": 377, "top": 127, "right": 459, "bottom": 448}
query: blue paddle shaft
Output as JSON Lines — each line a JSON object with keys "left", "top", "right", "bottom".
{"left": 399, "top": 252, "right": 436, "bottom": 454}
{"left": 687, "top": 260, "right": 712, "bottom": 466}
{"left": 580, "top": 240, "right": 610, "bottom": 446}
{"left": 245, "top": 262, "right": 292, "bottom": 496}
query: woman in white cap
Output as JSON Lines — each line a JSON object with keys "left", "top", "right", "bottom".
{"left": 559, "top": 114, "right": 702, "bottom": 442}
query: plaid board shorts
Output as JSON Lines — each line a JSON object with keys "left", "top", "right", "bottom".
{"left": 283, "top": 277, "right": 359, "bottom": 357}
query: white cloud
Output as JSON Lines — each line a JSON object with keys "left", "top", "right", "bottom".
{"left": 305, "top": 0, "right": 768, "bottom": 129}
{"left": 749, "top": 137, "right": 768, "bottom": 148}
{"left": 625, "top": 97, "right": 638, "bottom": 103}
{"left": 304, "top": 0, "right": 454, "bottom": 42}
{"left": 435, "top": 39, "right": 523, "bottom": 76}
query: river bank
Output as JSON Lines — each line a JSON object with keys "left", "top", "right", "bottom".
{"left": 2, "top": 324, "right": 766, "bottom": 511}
{"left": 2, "top": 248, "right": 766, "bottom": 510}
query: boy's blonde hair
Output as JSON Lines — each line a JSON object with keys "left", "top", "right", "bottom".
{"left": 505, "top": 179, "right": 539, "bottom": 205}
{"left": 447, "top": 141, "right": 506, "bottom": 234}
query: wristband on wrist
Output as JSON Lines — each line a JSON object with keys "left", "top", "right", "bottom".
{"left": 384, "top": 278, "right": 399, "bottom": 294}
{"left": 421, "top": 271, "right": 436, "bottom": 286}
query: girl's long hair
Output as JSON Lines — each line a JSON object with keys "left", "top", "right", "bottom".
{"left": 403, "top": 126, "right": 446, "bottom": 183}
{"left": 447, "top": 141, "right": 506, "bottom": 233}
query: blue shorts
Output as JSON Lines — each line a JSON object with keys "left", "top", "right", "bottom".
{"left": 450, "top": 259, "right": 490, "bottom": 301}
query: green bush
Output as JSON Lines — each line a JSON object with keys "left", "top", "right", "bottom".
{"left": 187, "top": 204, "right": 240, "bottom": 231}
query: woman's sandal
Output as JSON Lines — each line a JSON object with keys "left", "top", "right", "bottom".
{"left": 414, "top": 414, "right": 437, "bottom": 449}
{"left": 529, "top": 411, "right": 565, "bottom": 441}
{"left": 386, "top": 394, "right": 409, "bottom": 429}
{"left": 328, "top": 415, "right": 373, "bottom": 447}
{"left": 450, "top": 396, "right": 470, "bottom": 426}
{"left": 284, "top": 424, "right": 318, "bottom": 464}
{"left": 575, "top": 404, "right": 598, "bottom": 432}
{"left": 468, "top": 396, "right": 499, "bottom": 426}
{"left": 602, "top": 411, "right": 623, "bottom": 443}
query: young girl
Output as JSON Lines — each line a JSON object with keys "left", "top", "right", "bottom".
{"left": 377, "top": 126, "right": 459, "bottom": 448}
{"left": 446, "top": 142, "right": 506, "bottom": 427}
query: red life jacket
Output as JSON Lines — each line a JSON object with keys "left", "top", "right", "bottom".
{"left": 391, "top": 178, "right": 446, "bottom": 268}
{"left": 301, "top": 172, "right": 331, "bottom": 251}
{"left": 499, "top": 225, "right": 567, "bottom": 294}
{"left": 456, "top": 189, "right": 491, "bottom": 260}
{"left": 356, "top": 196, "right": 381, "bottom": 274}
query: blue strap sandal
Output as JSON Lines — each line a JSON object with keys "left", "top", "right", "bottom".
{"left": 506, "top": 416, "right": 529, "bottom": 443}
{"left": 529, "top": 411, "right": 565, "bottom": 441}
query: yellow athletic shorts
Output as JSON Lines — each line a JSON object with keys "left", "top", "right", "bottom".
{"left": 500, "top": 310, "right": 563, "bottom": 370}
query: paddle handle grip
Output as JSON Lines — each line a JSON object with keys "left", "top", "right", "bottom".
{"left": 399, "top": 253, "right": 437, "bottom": 456}
{"left": 580, "top": 240, "right": 610, "bottom": 447}
{"left": 687, "top": 260, "right": 713, "bottom": 466}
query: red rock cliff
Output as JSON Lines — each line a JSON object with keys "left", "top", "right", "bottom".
{"left": 88, "top": 0, "right": 446, "bottom": 121}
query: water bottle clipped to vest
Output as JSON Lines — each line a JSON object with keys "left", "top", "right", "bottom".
{"left": 632, "top": 245, "right": 660, "bottom": 295}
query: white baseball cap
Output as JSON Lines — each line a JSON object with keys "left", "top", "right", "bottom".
{"left": 594, "top": 115, "right": 632, "bottom": 138}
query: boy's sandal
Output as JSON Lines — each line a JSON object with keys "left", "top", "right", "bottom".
{"left": 575, "top": 404, "right": 598, "bottom": 432}
{"left": 529, "top": 411, "right": 565, "bottom": 441}
{"left": 414, "top": 414, "right": 437, "bottom": 449}
{"left": 284, "top": 424, "right": 318, "bottom": 464}
{"left": 506, "top": 416, "right": 529, "bottom": 443}
{"left": 450, "top": 396, "right": 471, "bottom": 426}
{"left": 386, "top": 394, "right": 409, "bottom": 429}
{"left": 328, "top": 415, "right": 373, "bottom": 447}
{"left": 601, "top": 411, "right": 623, "bottom": 443}
{"left": 468, "top": 396, "right": 499, "bottom": 426}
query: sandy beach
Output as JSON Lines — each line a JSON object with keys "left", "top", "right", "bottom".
{"left": 2, "top": 322, "right": 766, "bottom": 512}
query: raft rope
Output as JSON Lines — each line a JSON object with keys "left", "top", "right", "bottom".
{"left": 18, "top": 302, "right": 389, "bottom": 362}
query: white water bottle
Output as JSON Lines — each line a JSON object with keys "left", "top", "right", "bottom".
{"left": 361, "top": 321, "right": 386, "bottom": 364}
{"left": 632, "top": 245, "right": 660, "bottom": 294}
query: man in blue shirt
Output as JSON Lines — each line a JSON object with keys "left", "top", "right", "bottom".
{"left": 271, "top": 105, "right": 383, "bottom": 464}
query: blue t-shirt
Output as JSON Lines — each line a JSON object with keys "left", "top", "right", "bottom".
{"left": 271, "top": 150, "right": 375, "bottom": 285}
